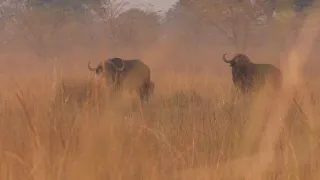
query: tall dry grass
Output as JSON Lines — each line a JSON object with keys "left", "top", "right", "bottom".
{"left": 0, "top": 71, "right": 319, "bottom": 180}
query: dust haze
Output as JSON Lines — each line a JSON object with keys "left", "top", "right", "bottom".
{"left": 0, "top": 0, "right": 320, "bottom": 179}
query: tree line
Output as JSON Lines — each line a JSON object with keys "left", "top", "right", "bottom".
{"left": 0, "top": 0, "right": 316, "bottom": 61}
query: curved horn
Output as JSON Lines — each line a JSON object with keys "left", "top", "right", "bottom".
{"left": 107, "top": 60, "right": 118, "bottom": 71}
{"left": 118, "top": 58, "right": 124, "bottom": 71}
{"left": 107, "top": 59, "right": 124, "bottom": 72}
{"left": 222, "top": 53, "right": 232, "bottom": 63}
{"left": 88, "top": 61, "right": 97, "bottom": 71}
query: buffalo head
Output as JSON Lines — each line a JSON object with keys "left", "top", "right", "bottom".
{"left": 222, "top": 53, "right": 252, "bottom": 67}
{"left": 88, "top": 58, "right": 124, "bottom": 88}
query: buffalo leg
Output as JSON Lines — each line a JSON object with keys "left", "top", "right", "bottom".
{"left": 138, "top": 82, "right": 153, "bottom": 103}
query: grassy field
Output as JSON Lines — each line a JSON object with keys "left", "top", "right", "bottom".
{"left": 0, "top": 69, "right": 319, "bottom": 180}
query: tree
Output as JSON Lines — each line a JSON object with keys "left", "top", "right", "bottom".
{"left": 294, "top": 0, "right": 313, "bottom": 12}
{"left": 165, "top": 0, "right": 268, "bottom": 51}
{"left": 0, "top": 0, "right": 72, "bottom": 61}
{"left": 84, "top": 0, "right": 161, "bottom": 55}
{"left": 115, "top": 8, "right": 161, "bottom": 51}
{"left": 84, "top": 0, "right": 130, "bottom": 54}
{"left": 37, "top": 0, "right": 100, "bottom": 23}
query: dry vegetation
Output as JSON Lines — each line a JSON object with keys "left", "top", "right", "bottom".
{"left": 0, "top": 0, "right": 320, "bottom": 179}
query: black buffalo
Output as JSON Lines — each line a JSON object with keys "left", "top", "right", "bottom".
{"left": 222, "top": 53, "right": 283, "bottom": 94}
{"left": 88, "top": 57, "right": 154, "bottom": 102}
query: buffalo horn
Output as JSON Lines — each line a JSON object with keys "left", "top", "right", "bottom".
{"left": 88, "top": 61, "right": 97, "bottom": 71}
{"left": 222, "top": 53, "right": 231, "bottom": 63}
{"left": 118, "top": 58, "right": 125, "bottom": 71}
{"left": 108, "top": 60, "right": 124, "bottom": 72}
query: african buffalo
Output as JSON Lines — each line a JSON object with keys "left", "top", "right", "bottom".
{"left": 222, "top": 53, "right": 283, "bottom": 94}
{"left": 88, "top": 57, "right": 154, "bottom": 102}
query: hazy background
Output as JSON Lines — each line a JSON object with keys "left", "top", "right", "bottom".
{"left": 0, "top": 0, "right": 318, "bottom": 78}
{"left": 131, "top": 0, "right": 177, "bottom": 13}
{"left": 0, "top": 0, "right": 320, "bottom": 180}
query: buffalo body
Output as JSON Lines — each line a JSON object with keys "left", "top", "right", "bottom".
{"left": 88, "top": 57, "right": 154, "bottom": 102}
{"left": 222, "top": 53, "right": 282, "bottom": 94}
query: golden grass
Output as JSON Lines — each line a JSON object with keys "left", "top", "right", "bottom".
{"left": 0, "top": 72, "right": 319, "bottom": 180}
